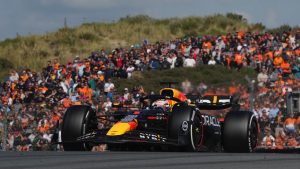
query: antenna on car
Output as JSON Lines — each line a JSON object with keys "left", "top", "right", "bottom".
{"left": 160, "top": 81, "right": 179, "bottom": 88}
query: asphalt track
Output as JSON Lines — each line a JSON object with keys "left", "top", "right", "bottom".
{"left": 0, "top": 151, "right": 299, "bottom": 169}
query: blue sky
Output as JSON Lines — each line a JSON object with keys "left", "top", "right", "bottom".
{"left": 0, "top": 0, "right": 299, "bottom": 40}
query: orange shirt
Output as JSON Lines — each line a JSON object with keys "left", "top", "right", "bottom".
{"left": 20, "top": 74, "right": 29, "bottom": 82}
{"left": 225, "top": 56, "right": 231, "bottom": 66}
{"left": 234, "top": 54, "right": 243, "bottom": 64}
{"left": 281, "top": 62, "right": 291, "bottom": 73}
{"left": 86, "top": 88, "right": 93, "bottom": 100}
{"left": 228, "top": 86, "right": 237, "bottom": 95}
{"left": 77, "top": 87, "right": 86, "bottom": 96}
{"left": 38, "top": 87, "right": 48, "bottom": 93}
{"left": 62, "top": 98, "right": 72, "bottom": 108}
{"left": 275, "top": 137, "right": 284, "bottom": 149}
{"left": 53, "top": 63, "right": 60, "bottom": 70}
{"left": 38, "top": 124, "right": 50, "bottom": 134}
{"left": 285, "top": 118, "right": 296, "bottom": 126}
{"left": 273, "top": 57, "right": 283, "bottom": 68}
{"left": 255, "top": 54, "right": 263, "bottom": 62}
{"left": 237, "top": 31, "right": 244, "bottom": 39}
{"left": 51, "top": 114, "right": 60, "bottom": 124}
{"left": 202, "top": 42, "right": 212, "bottom": 49}
{"left": 249, "top": 47, "right": 256, "bottom": 53}
{"left": 265, "top": 51, "right": 273, "bottom": 59}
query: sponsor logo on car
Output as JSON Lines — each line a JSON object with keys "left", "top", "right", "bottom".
{"left": 201, "top": 115, "right": 220, "bottom": 127}
{"left": 139, "top": 132, "right": 167, "bottom": 142}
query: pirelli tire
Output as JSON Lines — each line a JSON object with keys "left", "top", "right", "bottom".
{"left": 168, "top": 103, "right": 202, "bottom": 152}
{"left": 222, "top": 111, "right": 258, "bottom": 153}
{"left": 61, "top": 105, "right": 97, "bottom": 151}
{"left": 185, "top": 110, "right": 203, "bottom": 152}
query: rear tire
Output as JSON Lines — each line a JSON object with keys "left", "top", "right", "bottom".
{"left": 61, "top": 105, "right": 97, "bottom": 151}
{"left": 223, "top": 111, "right": 258, "bottom": 152}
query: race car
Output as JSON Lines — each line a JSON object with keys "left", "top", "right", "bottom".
{"left": 60, "top": 87, "right": 258, "bottom": 152}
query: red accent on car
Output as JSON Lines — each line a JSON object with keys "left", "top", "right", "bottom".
{"left": 147, "top": 116, "right": 156, "bottom": 120}
{"left": 133, "top": 111, "right": 140, "bottom": 115}
{"left": 128, "top": 121, "right": 138, "bottom": 130}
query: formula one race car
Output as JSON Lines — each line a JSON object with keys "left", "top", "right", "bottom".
{"left": 61, "top": 87, "right": 258, "bottom": 152}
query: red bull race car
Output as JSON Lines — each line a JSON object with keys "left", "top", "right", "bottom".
{"left": 61, "top": 87, "right": 258, "bottom": 152}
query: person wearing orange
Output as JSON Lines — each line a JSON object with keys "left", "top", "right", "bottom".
{"left": 234, "top": 52, "right": 243, "bottom": 70}
{"left": 53, "top": 59, "right": 60, "bottom": 72}
{"left": 38, "top": 121, "right": 51, "bottom": 134}
{"left": 265, "top": 50, "right": 273, "bottom": 60}
{"left": 286, "top": 133, "right": 297, "bottom": 147}
{"left": 202, "top": 40, "right": 212, "bottom": 50}
{"left": 284, "top": 113, "right": 297, "bottom": 135}
{"left": 20, "top": 70, "right": 29, "bottom": 82}
{"left": 38, "top": 83, "right": 48, "bottom": 94}
{"left": 86, "top": 87, "right": 93, "bottom": 100}
{"left": 62, "top": 96, "right": 72, "bottom": 108}
{"left": 225, "top": 54, "right": 231, "bottom": 68}
{"left": 237, "top": 31, "right": 244, "bottom": 39}
{"left": 275, "top": 130, "right": 286, "bottom": 150}
{"left": 51, "top": 112, "right": 61, "bottom": 124}
{"left": 273, "top": 55, "right": 283, "bottom": 71}
{"left": 228, "top": 82, "right": 237, "bottom": 95}
{"left": 280, "top": 60, "right": 291, "bottom": 77}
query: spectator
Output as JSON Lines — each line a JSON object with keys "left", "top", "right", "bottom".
{"left": 126, "top": 64, "right": 135, "bottom": 78}
{"left": 102, "top": 98, "right": 112, "bottom": 112}
{"left": 257, "top": 69, "right": 269, "bottom": 87}
{"left": 286, "top": 133, "right": 298, "bottom": 147}
{"left": 284, "top": 113, "right": 297, "bottom": 136}
{"left": 161, "top": 57, "right": 171, "bottom": 69}
{"left": 262, "top": 127, "right": 276, "bottom": 148}
{"left": 275, "top": 130, "right": 286, "bottom": 150}
{"left": 103, "top": 78, "right": 114, "bottom": 101}
{"left": 183, "top": 55, "right": 196, "bottom": 67}
{"left": 208, "top": 57, "right": 216, "bottom": 65}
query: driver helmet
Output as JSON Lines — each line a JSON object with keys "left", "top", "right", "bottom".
{"left": 152, "top": 99, "right": 170, "bottom": 111}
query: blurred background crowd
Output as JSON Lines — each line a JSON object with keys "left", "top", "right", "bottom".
{"left": 0, "top": 30, "right": 300, "bottom": 151}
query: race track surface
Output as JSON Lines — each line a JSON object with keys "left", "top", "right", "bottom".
{"left": 0, "top": 151, "right": 299, "bottom": 169}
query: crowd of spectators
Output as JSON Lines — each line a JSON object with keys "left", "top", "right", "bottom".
{"left": 0, "top": 30, "right": 300, "bottom": 151}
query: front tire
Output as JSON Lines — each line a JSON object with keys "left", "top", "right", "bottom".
{"left": 186, "top": 111, "right": 203, "bottom": 151}
{"left": 61, "top": 105, "right": 97, "bottom": 151}
{"left": 222, "top": 111, "right": 258, "bottom": 152}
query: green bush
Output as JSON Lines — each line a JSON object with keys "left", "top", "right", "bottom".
{"left": 78, "top": 32, "right": 97, "bottom": 41}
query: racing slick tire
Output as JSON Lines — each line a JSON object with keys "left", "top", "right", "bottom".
{"left": 185, "top": 111, "right": 203, "bottom": 152}
{"left": 61, "top": 105, "right": 97, "bottom": 151}
{"left": 168, "top": 103, "right": 203, "bottom": 152}
{"left": 222, "top": 111, "right": 258, "bottom": 153}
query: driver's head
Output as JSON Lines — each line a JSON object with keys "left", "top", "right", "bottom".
{"left": 152, "top": 99, "right": 170, "bottom": 111}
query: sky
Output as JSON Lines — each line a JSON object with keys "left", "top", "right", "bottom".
{"left": 0, "top": 0, "right": 299, "bottom": 40}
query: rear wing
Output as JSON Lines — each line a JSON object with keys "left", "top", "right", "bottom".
{"left": 195, "top": 95, "right": 240, "bottom": 110}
